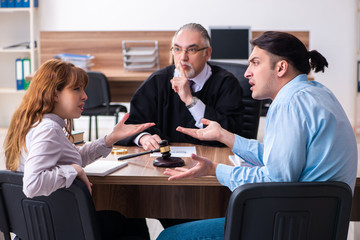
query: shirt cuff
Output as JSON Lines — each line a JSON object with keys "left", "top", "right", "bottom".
{"left": 216, "top": 163, "right": 234, "bottom": 188}
{"left": 134, "top": 132, "right": 150, "bottom": 146}
{"left": 96, "top": 137, "right": 112, "bottom": 157}
{"left": 232, "top": 134, "right": 249, "bottom": 156}
{"left": 61, "top": 165, "right": 78, "bottom": 188}
{"left": 188, "top": 98, "right": 205, "bottom": 128}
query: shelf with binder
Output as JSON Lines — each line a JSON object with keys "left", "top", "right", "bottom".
{"left": 0, "top": 0, "right": 39, "bottom": 89}
{"left": 0, "top": 0, "right": 38, "bottom": 8}
{"left": 122, "top": 40, "right": 160, "bottom": 72}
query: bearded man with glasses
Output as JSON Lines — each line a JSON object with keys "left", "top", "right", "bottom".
{"left": 116, "top": 23, "right": 243, "bottom": 151}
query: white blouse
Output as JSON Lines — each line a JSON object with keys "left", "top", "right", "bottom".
{"left": 18, "top": 113, "right": 112, "bottom": 198}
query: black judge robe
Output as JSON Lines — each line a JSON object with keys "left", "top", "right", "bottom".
{"left": 116, "top": 63, "right": 243, "bottom": 146}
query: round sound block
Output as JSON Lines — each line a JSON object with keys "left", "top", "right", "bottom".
{"left": 153, "top": 157, "right": 185, "bottom": 168}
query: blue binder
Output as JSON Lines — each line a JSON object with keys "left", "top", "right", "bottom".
{"left": 0, "top": 0, "right": 7, "bottom": 8}
{"left": 15, "top": 0, "right": 23, "bottom": 7}
{"left": 23, "top": 0, "right": 37, "bottom": 7}
{"left": 7, "top": 0, "right": 15, "bottom": 7}
{"left": 15, "top": 58, "right": 23, "bottom": 90}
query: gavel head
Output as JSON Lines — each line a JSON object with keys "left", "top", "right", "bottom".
{"left": 159, "top": 140, "right": 171, "bottom": 159}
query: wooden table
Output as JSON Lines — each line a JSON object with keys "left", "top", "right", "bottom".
{"left": 89, "top": 143, "right": 360, "bottom": 221}
{"left": 89, "top": 144, "right": 233, "bottom": 219}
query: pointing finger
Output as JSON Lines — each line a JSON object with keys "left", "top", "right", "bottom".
{"left": 177, "top": 62, "right": 186, "bottom": 78}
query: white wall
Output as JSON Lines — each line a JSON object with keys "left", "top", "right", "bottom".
{"left": 0, "top": 0, "right": 356, "bottom": 127}
{"left": 36, "top": 0, "right": 359, "bottom": 125}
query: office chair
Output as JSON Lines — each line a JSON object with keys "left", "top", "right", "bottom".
{"left": 0, "top": 170, "right": 101, "bottom": 240}
{"left": 224, "top": 181, "right": 352, "bottom": 240}
{"left": 82, "top": 71, "right": 127, "bottom": 141}
{"left": 209, "top": 61, "right": 262, "bottom": 139}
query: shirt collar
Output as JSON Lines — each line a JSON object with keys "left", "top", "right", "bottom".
{"left": 190, "top": 63, "right": 212, "bottom": 92}
{"left": 43, "top": 113, "right": 66, "bottom": 128}
{"left": 272, "top": 74, "right": 308, "bottom": 105}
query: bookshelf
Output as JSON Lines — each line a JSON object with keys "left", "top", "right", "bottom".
{"left": 0, "top": 3, "right": 39, "bottom": 127}
{"left": 0, "top": 3, "right": 39, "bottom": 90}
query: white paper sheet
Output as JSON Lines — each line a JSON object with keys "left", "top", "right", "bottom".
{"left": 150, "top": 146, "right": 196, "bottom": 158}
{"left": 84, "top": 160, "right": 128, "bottom": 176}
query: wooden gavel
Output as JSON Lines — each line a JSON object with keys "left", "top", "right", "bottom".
{"left": 118, "top": 140, "right": 170, "bottom": 161}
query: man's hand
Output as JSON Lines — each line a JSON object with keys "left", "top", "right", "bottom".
{"left": 72, "top": 164, "right": 93, "bottom": 195}
{"left": 164, "top": 154, "right": 217, "bottom": 180}
{"left": 170, "top": 62, "right": 193, "bottom": 105}
{"left": 105, "top": 113, "right": 155, "bottom": 147}
{"left": 139, "top": 134, "right": 162, "bottom": 150}
{"left": 176, "top": 118, "right": 235, "bottom": 148}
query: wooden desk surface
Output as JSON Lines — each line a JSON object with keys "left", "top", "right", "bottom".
{"left": 89, "top": 143, "right": 232, "bottom": 186}
{"left": 89, "top": 143, "right": 233, "bottom": 219}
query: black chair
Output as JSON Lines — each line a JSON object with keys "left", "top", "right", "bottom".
{"left": 224, "top": 181, "right": 353, "bottom": 240}
{"left": 0, "top": 170, "right": 101, "bottom": 240}
{"left": 209, "top": 61, "right": 262, "bottom": 139}
{"left": 82, "top": 71, "right": 127, "bottom": 141}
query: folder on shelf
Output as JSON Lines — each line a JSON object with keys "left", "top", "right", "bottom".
{"left": 0, "top": 0, "right": 7, "bottom": 8}
{"left": 22, "top": 58, "right": 31, "bottom": 90}
{"left": 15, "top": 58, "right": 23, "bottom": 90}
{"left": 23, "top": 0, "right": 37, "bottom": 7}
{"left": 7, "top": 0, "right": 15, "bottom": 7}
{"left": 15, "top": 0, "right": 22, "bottom": 7}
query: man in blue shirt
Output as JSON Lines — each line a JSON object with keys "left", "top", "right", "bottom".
{"left": 157, "top": 31, "right": 358, "bottom": 240}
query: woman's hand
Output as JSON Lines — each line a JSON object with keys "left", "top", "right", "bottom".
{"left": 105, "top": 113, "right": 155, "bottom": 147}
{"left": 72, "top": 164, "right": 92, "bottom": 194}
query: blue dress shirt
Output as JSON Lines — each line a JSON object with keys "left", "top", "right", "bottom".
{"left": 216, "top": 74, "right": 358, "bottom": 192}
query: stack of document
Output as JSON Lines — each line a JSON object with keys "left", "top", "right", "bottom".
{"left": 122, "top": 40, "right": 160, "bottom": 72}
{"left": 54, "top": 53, "right": 94, "bottom": 71}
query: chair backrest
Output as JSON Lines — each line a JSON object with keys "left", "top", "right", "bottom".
{"left": 0, "top": 170, "right": 101, "bottom": 240}
{"left": 84, "top": 71, "right": 112, "bottom": 110}
{"left": 208, "top": 61, "right": 262, "bottom": 139}
{"left": 224, "top": 181, "right": 353, "bottom": 240}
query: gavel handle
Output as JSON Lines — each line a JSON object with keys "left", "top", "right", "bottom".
{"left": 118, "top": 148, "right": 160, "bottom": 160}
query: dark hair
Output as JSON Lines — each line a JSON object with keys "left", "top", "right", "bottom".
{"left": 251, "top": 31, "right": 328, "bottom": 74}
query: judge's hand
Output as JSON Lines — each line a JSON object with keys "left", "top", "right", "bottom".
{"left": 170, "top": 62, "right": 193, "bottom": 106}
{"left": 139, "top": 134, "right": 162, "bottom": 150}
{"left": 72, "top": 164, "right": 93, "bottom": 195}
{"left": 177, "top": 118, "right": 235, "bottom": 148}
{"left": 164, "top": 154, "right": 217, "bottom": 180}
{"left": 105, "top": 113, "right": 155, "bottom": 147}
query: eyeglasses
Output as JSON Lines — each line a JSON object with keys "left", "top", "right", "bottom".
{"left": 171, "top": 46, "right": 208, "bottom": 55}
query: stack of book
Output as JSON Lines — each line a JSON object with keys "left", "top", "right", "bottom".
{"left": 54, "top": 53, "right": 94, "bottom": 71}
{"left": 70, "top": 130, "right": 84, "bottom": 145}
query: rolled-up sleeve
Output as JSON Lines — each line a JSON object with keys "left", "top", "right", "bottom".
{"left": 76, "top": 137, "right": 112, "bottom": 167}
